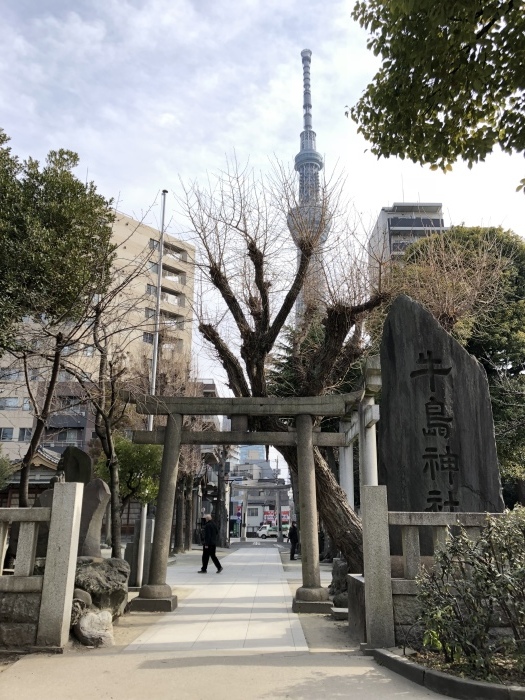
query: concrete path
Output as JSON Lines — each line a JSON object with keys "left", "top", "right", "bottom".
{"left": 0, "top": 543, "right": 444, "bottom": 699}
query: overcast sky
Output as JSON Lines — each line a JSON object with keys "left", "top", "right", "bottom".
{"left": 2, "top": 0, "right": 524, "bottom": 400}
{"left": 3, "top": 0, "right": 523, "bottom": 234}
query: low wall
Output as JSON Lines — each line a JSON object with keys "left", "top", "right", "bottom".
{"left": 348, "top": 574, "right": 420, "bottom": 646}
{"left": 0, "top": 591, "right": 41, "bottom": 647}
{"left": 0, "top": 483, "right": 83, "bottom": 650}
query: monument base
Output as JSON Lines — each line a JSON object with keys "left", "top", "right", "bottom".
{"left": 129, "top": 595, "right": 178, "bottom": 612}
{"left": 292, "top": 598, "right": 333, "bottom": 614}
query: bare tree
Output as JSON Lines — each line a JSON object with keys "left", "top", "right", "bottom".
{"left": 177, "top": 159, "right": 387, "bottom": 571}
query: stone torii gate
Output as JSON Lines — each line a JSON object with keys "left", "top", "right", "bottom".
{"left": 128, "top": 391, "right": 365, "bottom": 612}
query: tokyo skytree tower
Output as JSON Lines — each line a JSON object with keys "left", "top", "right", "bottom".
{"left": 287, "top": 49, "right": 331, "bottom": 324}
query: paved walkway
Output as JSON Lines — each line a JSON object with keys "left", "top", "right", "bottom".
{"left": 0, "top": 543, "right": 445, "bottom": 699}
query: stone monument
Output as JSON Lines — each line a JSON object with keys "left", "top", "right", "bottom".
{"left": 379, "top": 295, "right": 504, "bottom": 548}
{"left": 58, "top": 445, "right": 93, "bottom": 484}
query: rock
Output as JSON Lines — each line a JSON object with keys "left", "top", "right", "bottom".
{"left": 59, "top": 445, "right": 93, "bottom": 484}
{"left": 73, "top": 588, "right": 92, "bottom": 607}
{"left": 75, "top": 557, "right": 130, "bottom": 619}
{"left": 333, "top": 592, "right": 348, "bottom": 608}
{"left": 73, "top": 610, "right": 114, "bottom": 647}
{"left": 379, "top": 296, "right": 504, "bottom": 553}
{"left": 70, "top": 599, "right": 88, "bottom": 628}
{"left": 77, "top": 479, "right": 110, "bottom": 557}
{"left": 329, "top": 558, "right": 348, "bottom": 596}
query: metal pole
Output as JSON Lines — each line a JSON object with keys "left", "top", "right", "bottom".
{"left": 147, "top": 188, "right": 168, "bottom": 434}
{"left": 136, "top": 503, "right": 147, "bottom": 587}
{"left": 140, "top": 190, "right": 168, "bottom": 587}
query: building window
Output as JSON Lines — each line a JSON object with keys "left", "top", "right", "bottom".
{"left": 58, "top": 396, "right": 84, "bottom": 414}
{"left": 0, "top": 398, "right": 18, "bottom": 410}
{"left": 30, "top": 368, "right": 40, "bottom": 381}
{"left": 0, "top": 428, "right": 14, "bottom": 441}
{"left": 22, "top": 398, "right": 31, "bottom": 411}
{"left": 0, "top": 369, "right": 21, "bottom": 381}
{"left": 56, "top": 428, "right": 83, "bottom": 444}
{"left": 150, "top": 262, "right": 159, "bottom": 274}
{"left": 145, "top": 308, "right": 155, "bottom": 319}
{"left": 58, "top": 370, "right": 71, "bottom": 382}
{"left": 143, "top": 332, "right": 154, "bottom": 344}
{"left": 149, "top": 238, "right": 160, "bottom": 250}
{"left": 248, "top": 508, "right": 259, "bottom": 517}
{"left": 146, "top": 284, "right": 157, "bottom": 296}
{"left": 19, "top": 428, "right": 32, "bottom": 442}
{"left": 83, "top": 345, "right": 94, "bottom": 357}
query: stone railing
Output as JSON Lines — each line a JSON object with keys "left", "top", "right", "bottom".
{"left": 349, "top": 485, "right": 501, "bottom": 650}
{"left": 0, "top": 482, "right": 83, "bottom": 649}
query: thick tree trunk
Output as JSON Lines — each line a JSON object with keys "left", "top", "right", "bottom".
{"left": 278, "top": 445, "right": 363, "bottom": 573}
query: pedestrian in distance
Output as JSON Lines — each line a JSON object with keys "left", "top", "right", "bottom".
{"left": 198, "top": 513, "right": 223, "bottom": 574}
{"left": 288, "top": 520, "right": 298, "bottom": 560}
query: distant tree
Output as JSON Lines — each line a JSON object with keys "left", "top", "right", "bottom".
{"left": 350, "top": 1, "right": 525, "bottom": 185}
{"left": 0, "top": 449, "right": 14, "bottom": 491}
{"left": 96, "top": 436, "right": 162, "bottom": 514}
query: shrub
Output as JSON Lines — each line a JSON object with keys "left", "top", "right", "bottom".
{"left": 417, "top": 507, "right": 525, "bottom": 677}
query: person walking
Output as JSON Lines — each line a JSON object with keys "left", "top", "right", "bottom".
{"left": 198, "top": 513, "right": 223, "bottom": 574}
{"left": 288, "top": 520, "right": 298, "bottom": 560}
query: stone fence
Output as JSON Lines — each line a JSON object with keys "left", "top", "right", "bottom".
{"left": 348, "top": 485, "right": 501, "bottom": 650}
{"left": 0, "top": 482, "right": 83, "bottom": 649}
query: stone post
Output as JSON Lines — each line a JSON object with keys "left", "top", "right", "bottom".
{"left": 294, "top": 414, "right": 328, "bottom": 606}
{"left": 361, "top": 485, "right": 395, "bottom": 649}
{"left": 359, "top": 397, "right": 379, "bottom": 487}
{"left": 339, "top": 412, "right": 358, "bottom": 509}
{"left": 135, "top": 412, "right": 182, "bottom": 611}
{"left": 37, "top": 482, "right": 83, "bottom": 648}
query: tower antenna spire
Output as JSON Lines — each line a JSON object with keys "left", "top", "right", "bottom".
{"left": 294, "top": 49, "right": 324, "bottom": 204}
{"left": 287, "top": 49, "right": 331, "bottom": 323}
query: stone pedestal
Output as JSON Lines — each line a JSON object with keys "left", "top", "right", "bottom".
{"left": 129, "top": 583, "right": 177, "bottom": 612}
{"left": 125, "top": 518, "right": 154, "bottom": 588}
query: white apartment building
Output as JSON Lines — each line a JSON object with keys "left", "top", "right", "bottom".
{"left": 368, "top": 202, "right": 446, "bottom": 284}
{"left": 0, "top": 212, "right": 195, "bottom": 477}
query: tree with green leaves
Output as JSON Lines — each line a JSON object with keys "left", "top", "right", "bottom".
{"left": 0, "top": 448, "right": 14, "bottom": 491}
{"left": 350, "top": 1, "right": 525, "bottom": 184}
{"left": 0, "top": 129, "right": 115, "bottom": 506}
{"left": 96, "top": 436, "right": 162, "bottom": 514}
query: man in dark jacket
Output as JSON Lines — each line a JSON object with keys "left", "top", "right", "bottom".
{"left": 288, "top": 521, "right": 298, "bottom": 560}
{"left": 199, "top": 514, "right": 223, "bottom": 573}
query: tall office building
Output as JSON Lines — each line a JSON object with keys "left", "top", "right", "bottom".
{"left": 287, "top": 49, "right": 331, "bottom": 322}
{"left": 370, "top": 202, "right": 445, "bottom": 261}
{"left": 368, "top": 202, "right": 445, "bottom": 284}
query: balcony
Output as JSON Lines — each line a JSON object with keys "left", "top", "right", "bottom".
{"left": 160, "top": 289, "right": 185, "bottom": 308}
{"left": 161, "top": 265, "right": 186, "bottom": 286}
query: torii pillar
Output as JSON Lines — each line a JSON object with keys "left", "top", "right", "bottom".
{"left": 292, "top": 414, "right": 329, "bottom": 611}
{"left": 130, "top": 413, "right": 182, "bottom": 611}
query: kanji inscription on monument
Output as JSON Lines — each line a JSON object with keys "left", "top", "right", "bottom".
{"left": 378, "top": 295, "right": 503, "bottom": 520}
